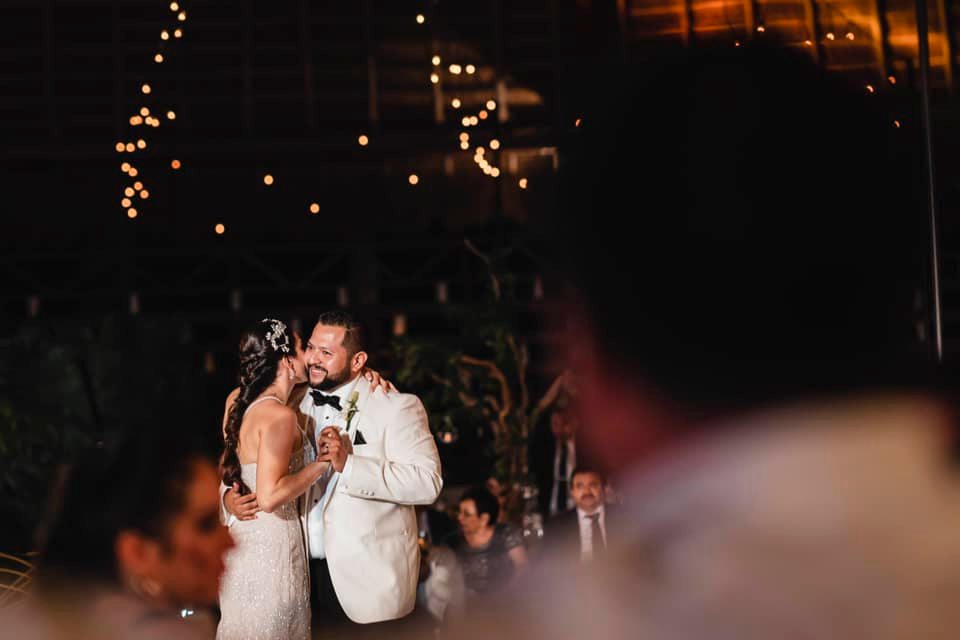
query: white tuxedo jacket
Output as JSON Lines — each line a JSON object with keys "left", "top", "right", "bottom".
{"left": 300, "top": 376, "right": 443, "bottom": 623}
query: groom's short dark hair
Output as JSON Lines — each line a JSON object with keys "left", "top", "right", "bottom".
{"left": 316, "top": 310, "right": 366, "bottom": 356}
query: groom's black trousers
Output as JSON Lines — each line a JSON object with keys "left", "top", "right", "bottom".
{"left": 310, "top": 558, "right": 415, "bottom": 640}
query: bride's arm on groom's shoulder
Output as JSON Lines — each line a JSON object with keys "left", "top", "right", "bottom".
{"left": 339, "top": 395, "right": 442, "bottom": 505}
{"left": 256, "top": 409, "right": 329, "bottom": 513}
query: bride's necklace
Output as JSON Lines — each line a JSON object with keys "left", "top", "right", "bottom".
{"left": 247, "top": 394, "right": 284, "bottom": 411}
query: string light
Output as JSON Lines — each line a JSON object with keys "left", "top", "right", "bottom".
{"left": 734, "top": 40, "right": 741, "bottom": 47}
{"left": 171, "top": 159, "right": 181, "bottom": 169}
{"left": 476, "top": 147, "right": 485, "bottom": 156}
{"left": 115, "top": 142, "right": 125, "bottom": 152}
{"left": 122, "top": 198, "right": 132, "bottom": 208}
{"left": 408, "top": 174, "right": 419, "bottom": 185}
{"left": 479, "top": 110, "right": 488, "bottom": 120}
{"left": 866, "top": 84, "right": 875, "bottom": 93}
{"left": 167, "top": 110, "right": 176, "bottom": 120}
{"left": 127, "top": 208, "right": 138, "bottom": 219}
{"left": 575, "top": 118, "right": 582, "bottom": 127}
{"left": 124, "top": 187, "right": 135, "bottom": 197}
{"left": 462, "top": 116, "right": 471, "bottom": 126}
{"left": 149, "top": 118, "right": 160, "bottom": 128}
{"left": 451, "top": 98, "right": 461, "bottom": 109}
{"left": 174, "top": 28, "right": 182, "bottom": 38}
{"left": 133, "top": 181, "right": 143, "bottom": 190}
{"left": 140, "top": 107, "right": 150, "bottom": 116}
{"left": 170, "top": 1, "right": 179, "bottom": 10}
{"left": 490, "top": 139, "right": 500, "bottom": 150}
{"left": 161, "top": 30, "right": 170, "bottom": 40}
{"left": 136, "top": 139, "right": 146, "bottom": 149}
{"left": 263, "top": 174, "right": 274, "bottom": 185}
{"left": 430, "top": 73, "right": 439, "bottom": 84}
{"left": 125, "top": 142, "right": 135, "bottom": 152}
{"left": 888, "top": 75, "right": 897, "bottom": 85}
{"left": 460, "top": 141, "right": 470, "bottom": 150}
{"left": 459, "top": 132, "right": 470, "bottom": 142}
{"left": 415, "top": 14, "right": 425, "bottom": 24}
{"left": 491, "top": 168, "right": 500, "bottom": 178}
{"left": 140, "top": 190, "right": 149, "bottom": 199}
{"left": 826, "top": 32, "right": 835, "bottom": 40}
{"left": 309, "top": 203, "right": 320, "bottom": 214}
{"left": 178, "top": 11, "right": 186, "bottom": 21}
{"left": 154, "top": 53, "right": 164, "bottom": 63}
{"left": 486, "top": 100, "right": 496, "bottom": 110}
{"left": 121, "top": 162, "right": 131, "bottom": 172}
{"left": 358, "top": 134, "right": 369, "bottom": 146}
{"left": 804, "top": 39, "right": 813, "bottom": 46}
{"left": 128, "top": 167, "right": 138, "bottom": 177}
{"left": 756, "top": 25, "right": 766, "bottom": 33}
{"left": 469, "top": 116, "right": 478, "bottom": 125}
{"left": 466, "top": 64, "right": 476, "bottom": 74}
{"left": 894, "top": 120, "right": 901, "bottom": 128}
{"left": 432, "top": 55, "right": 441, "bottom": 66}
{"left": 519, "top": 178, "right": 528, "bottom": 189}
{"left": 141, "top": 84, "right": 151, "bottom": 95}
{"left": 215, "top": 223, "right": 225, "bottom": 235}
{"left": 449, "top": 64, "right": 462, "bottom": 74}
{"left": 845, "top": 32, "right": 855, "bottom": 40}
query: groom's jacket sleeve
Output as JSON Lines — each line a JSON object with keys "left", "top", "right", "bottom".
{"left": 339, "top": 394, "right": 442, "bottom": 505}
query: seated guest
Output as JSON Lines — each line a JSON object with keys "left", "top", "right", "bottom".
{"left": 446, "top": 486, "right": 528, "bottom": 599}
{"left": 22, "top": 432, "right": 234, "bottom": 639}
{"left": 546, "top": 467, "right": 615, "bottom": 563}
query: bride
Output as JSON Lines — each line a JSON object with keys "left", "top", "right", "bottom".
{"left": 215, "top": 318, "right": 321, "bottom": 640}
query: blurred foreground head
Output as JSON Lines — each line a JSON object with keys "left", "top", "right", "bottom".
{"left": 550, "top": 44, "right": 935, "bottom": 467}
{"left": 35, "top": 430, "right": 232, "bottom": 612}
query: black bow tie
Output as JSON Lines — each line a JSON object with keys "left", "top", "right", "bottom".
{"left": 310, "top": 390, "right": 342, "bottom": 411}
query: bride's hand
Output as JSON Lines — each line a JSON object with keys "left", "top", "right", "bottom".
{"left": 362, "top": 367, "right": 397, "bottom": 394}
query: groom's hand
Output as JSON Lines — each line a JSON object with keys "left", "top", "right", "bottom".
{"left": 224, "top": 482, "right": 260, "bottom": 520}
{"left": 318, "top": 427, "right": 349, "bottom": 472}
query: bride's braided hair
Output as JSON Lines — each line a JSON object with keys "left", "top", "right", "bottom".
{"left": 221, "top": 319, "right": 292, "bottom": 495}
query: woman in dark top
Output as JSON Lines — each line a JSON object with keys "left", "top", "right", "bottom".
{"left": 448, "top": 486, "right": 528, "bottom": 598}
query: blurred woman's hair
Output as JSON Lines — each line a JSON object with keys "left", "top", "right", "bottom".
{"left": 460, "top": 486, "right": 500, "bottom": 526}
{"left": 34, "top": 430, "right": 213, "bottom": 601}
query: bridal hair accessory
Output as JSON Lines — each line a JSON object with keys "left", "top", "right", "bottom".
{"left": 261, "top": 318, "right": 291, "bottom": 354}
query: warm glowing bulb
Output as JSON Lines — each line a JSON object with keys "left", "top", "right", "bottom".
{"left": 866, "top": 84, "right": 875, "bottom": 93}
{"left": 140, "top": 190, "right": 149, "bottom": 199}
{"left": 888, "top": 75, "right": 897, "bottom": 85}
{"left": 136, "top": 139, "right": 146, "bottom": 149}
{"left": 466, "top": 64, "right": 476, "bottom": 74}
{"left": 473, "top": 155, "right": 482, "bottom": 164}
{"left": 121, "top": 198, "right": 132, "bottom": 207}
{"left": 469, "top": 116, "right": 479, "bottom": 126}
{"left": 804, "top": 39, "right": 813, "bottom": 46}
{"left": 486, "top": 100, "right": 496, "bottom": 110}
{"left": 127, "top": 208, "right": 138, "bottom": 219}
{"left": 846, "top": 32, "right": 855, "bottom": 40}
{"left": 150, "top": 119, "right": 160, "bottom": 127}
{"left": 116, "top": 142, "right": 125, "bottom": 152}
{"left": 408, "top": 174, "right": 419, "bottom": 185}
{"left": 174, "top": 28, "right": 182, "bottom": 38}
{"left": 416, "top": 14, "right": 425, "bottom": 24}
{"left": 121, "top": 162, "right": 131, "bottom": 172}
{"left": 141, "top": 84, "right": 151, "bottom": 94}
{"left": 452, "top": 98, "right": 461, "bottom": 108}
{"left": 141, "top": 107, "right": 150, "bottom": 117}
{"left": 482, "top": 165, "right": 492, "bottom": 175}
{"left": 358, "top": 134, "right": 369, "bottom": 146}
{"left": 125, "top": 143, "right": 135, "bottom": 152}
{"left": 734, "top": 40, "right": 741, "bottom": 47}
{"left": 432, "top": 55, "right": 441, "bottom": 66}
{"left": 171, "top": 159, "right": 181, "bottom": 169}
{"left": 575, "top": 118, "right": 582, "bottom": 127}
{"left": 215, "top": 223, "right": 225, "bottom": 235}
{"left": 490, "top": 139, "right": 500, "bottom": 150}
{"left": 263, "top": 174, "right": 274, "bottom": 185}
{"left": 462, "top": 116, "right": 471, "bottom": 126}
{"left": 449, "top": 64, "right": 462, "bottom": 74}
{"left": 479, "top": 110, "right": 488, "bottom": 120}
{"left": 309, "top": 203, "right": 320, "bottom": 214}
{"left": 154, "top": 53, "right": 164, "bottom": 63}
{"left": 826, "top": 32, "right": 835, "bottom": 40}
{"left": 491, "top": 168, "right": 500, "bottom": 177}
{"left": 167, "top": 110, "right": 176, "bottom": 120}
{"left": 128, "top": 167, "right": 138, "bottom": 177}
{"left": 430, "top": 73, "right": 439, "bottom": 84}
{"left": 133, "top": 181, "right": 143, "bottom": 190}
{"left": 459, "top": 132, "right": 469, "bottom": 142}
{"left": 170, "top": 1, "right": 179, "bottom": 10}
{"left": 756, "top": 25, "right": 765, "bottom": 32}
{"left": 519, "top": 178, "right": 528, "bottom": 189}
{"left": 178, "top": 11, "right": 186, "bottom": 21}
{"left": 894, "top": 120, "right": 901, "bottom": 128}
{"left": 460, "top": 141, "right": 470, "bottom": 150}
{"left": 476, "top": 147, "right": 485, "bottom": 156}
{"left": 124, "top": 187, "right": 135, "bottom": 197}
{"left": 161, "top": 30, "right": 170, "bottom": 40}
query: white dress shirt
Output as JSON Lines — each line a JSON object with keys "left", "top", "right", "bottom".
{"left": 576, "top": 505, "right": 606, "bottom": 560}
{"left": 300, "top": 376, "right": 361, "bottom": 559}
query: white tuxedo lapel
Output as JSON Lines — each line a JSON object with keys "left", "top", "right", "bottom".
{"left": 321, "top": 375, "right": 373, "bottom": 516}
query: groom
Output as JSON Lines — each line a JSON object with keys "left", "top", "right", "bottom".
{"left": 301, "top": 310, "right": 442, "bottom": 634}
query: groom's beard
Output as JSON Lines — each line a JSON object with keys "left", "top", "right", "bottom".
{"left": 308, "top": 362, "right": 351, "bottom": 391}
